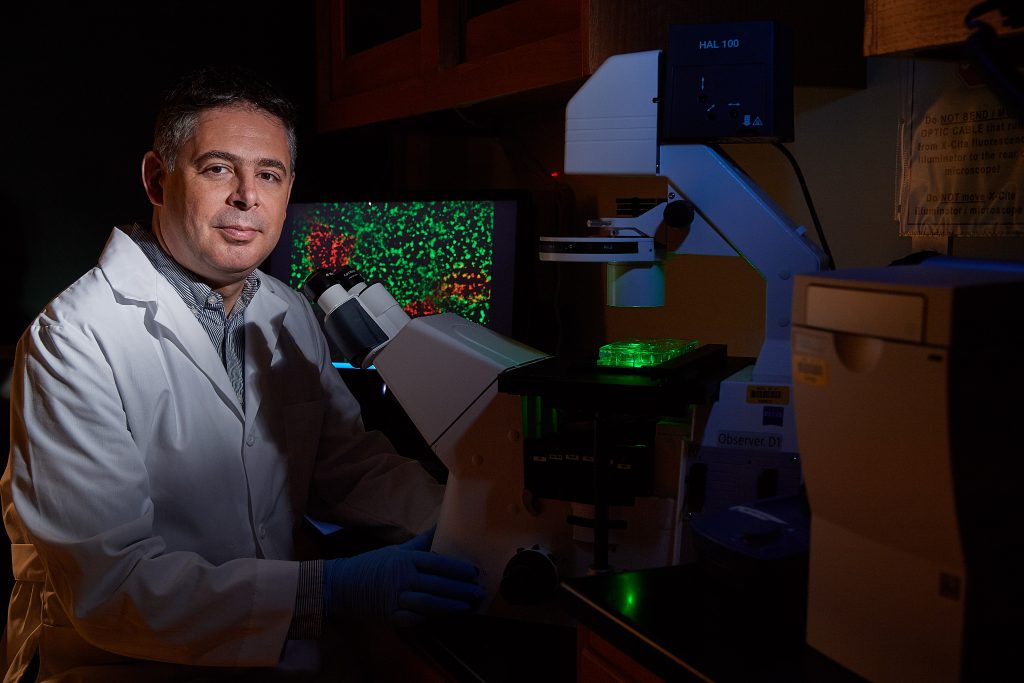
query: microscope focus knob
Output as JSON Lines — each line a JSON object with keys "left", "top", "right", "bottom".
{"left": 499, "top": 544, "right": 559, "bottom": 605}
{"left": 663, "top": 199, "right": 696, "bottom": 228}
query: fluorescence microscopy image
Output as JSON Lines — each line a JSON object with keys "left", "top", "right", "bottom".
{"left": 283, "top": 200, "right": 496, "bottom": 326}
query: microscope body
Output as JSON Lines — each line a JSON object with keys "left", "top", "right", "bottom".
{"left": 549, "top": 48, "right": 826, "bottom": 535}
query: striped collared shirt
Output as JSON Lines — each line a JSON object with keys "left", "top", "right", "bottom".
{"left": 128, "top": 223, "right": 258, "bottom": 409}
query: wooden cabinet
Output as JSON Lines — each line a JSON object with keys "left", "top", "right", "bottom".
{"left": 864, "top": 0, "right": 1024, "bottom": 56}
{"left": 315, "top": 0, "right": 865, "bottom": 132}
{"left": 577, "top": 626, "right": 668, "bottom": 683}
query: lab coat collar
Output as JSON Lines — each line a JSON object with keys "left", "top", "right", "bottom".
{"left": 98, "top": 227, "right": 289, "bottom": 424}
{"left": 99, "top": 226, "right": 166, "bottom": 304}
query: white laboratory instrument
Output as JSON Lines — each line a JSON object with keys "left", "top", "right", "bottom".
{"left": 792, "top": 259, "right": 1024, "bottom": 683}
{"left": 304, "top": 268, "right": 681, "bottom": 620}
{"left": 542, "top": 49, "right": 828, "bottom": 538}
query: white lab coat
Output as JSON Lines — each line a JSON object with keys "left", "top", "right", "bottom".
{"left": 0, "top": 226, "right": 443, "bottom": 682}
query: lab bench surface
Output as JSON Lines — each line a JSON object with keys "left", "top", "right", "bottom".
{"left": 328, "top": 613, "right": 575, "bottom": 682}
{"left": 420, "top": 615, "right": 577, "bottom": 682}
{"left": 561, "top": 563, "right": 866, "bottom": 682}
{"left": 334, "top": 563, "right": 863, "bottom": 682}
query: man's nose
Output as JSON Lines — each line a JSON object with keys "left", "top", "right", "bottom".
{"left": 229, "top": 174, "right": 259, "bottom": 210}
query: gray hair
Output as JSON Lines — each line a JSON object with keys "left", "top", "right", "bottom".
{"left": 153, "top": 66, "right": 298, "bottom": 172}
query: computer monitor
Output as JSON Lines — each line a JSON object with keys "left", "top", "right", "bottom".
{"left": 269, "top": 197, "right": 522, "bottom": 342}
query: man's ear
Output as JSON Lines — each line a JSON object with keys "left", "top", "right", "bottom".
{"left": 142, "top": 151, "right": 166, "bottom": 206}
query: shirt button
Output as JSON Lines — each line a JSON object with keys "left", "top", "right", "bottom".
{"left": 246, "top": 432, "right": 256, "bottom": 446}
{"left": 207, "top": 294, "right": 218, "bottom": 306}
{"left": 258, "top": 525, "right": 267, "bottom": 540}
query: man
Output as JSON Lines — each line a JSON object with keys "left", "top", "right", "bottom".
{"left": 0, "top": 67, "right": 482, "bottom": 682}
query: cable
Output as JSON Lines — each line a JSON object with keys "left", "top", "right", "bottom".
{"left": 965, "top": 0, "right": 1023, "bottom": 28}
{"left": 771, "top": 141, "right": 836, "bottom": 270}
{"left": 964, "top": 0, "right": 1024, "bottom": 124}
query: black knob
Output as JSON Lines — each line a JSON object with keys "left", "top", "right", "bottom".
{"left": 663, "top": 200, "right": 695, "bottom": 228}
{"left": 499, "top": 545, "right": 559, "bottom": 605}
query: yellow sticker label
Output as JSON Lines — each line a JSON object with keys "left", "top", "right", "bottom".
{"left": 746, "top": 385, "right": 790, "bottom": 405}
{"left": 794, "top": 354, "right": 828, "bottom": 386}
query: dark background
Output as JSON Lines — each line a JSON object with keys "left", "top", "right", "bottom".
{"left": 0, "top": 2, "right": 417, "bottom": 345}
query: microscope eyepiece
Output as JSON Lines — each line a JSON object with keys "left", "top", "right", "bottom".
{"left": 300, "top": 268, "right": 336, "bottom": 302}
{"left": 332, "top": 264, "right": 366, "bottom": 291}
{"left": 302, "top": 265, "right": 369, "bottom": 303}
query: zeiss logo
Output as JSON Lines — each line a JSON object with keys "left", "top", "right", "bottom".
{"left": 762, "top": 406, "right": 784, "bottom": 427}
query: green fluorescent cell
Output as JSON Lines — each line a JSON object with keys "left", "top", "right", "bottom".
{"left": 596, "top": 338, "right": 699, "bottom": 369}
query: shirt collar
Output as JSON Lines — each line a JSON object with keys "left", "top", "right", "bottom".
{"left": 127, "top": 223, "right": 261, "bottom": 315}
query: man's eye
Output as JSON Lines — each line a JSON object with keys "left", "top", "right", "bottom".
{"left": 205, "top": 165, "right": 230, "bottom": 175}
{"left": 258, "top": 171, "right": 281, "bottom": 182}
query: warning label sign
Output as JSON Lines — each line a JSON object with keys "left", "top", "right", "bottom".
{"left": 899, "top": 60, "right": 1024, "bottom": 236}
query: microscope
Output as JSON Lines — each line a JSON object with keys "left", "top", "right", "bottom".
{"left": 303, "top": 22, "right": 827, "bottom": 620}
{"left": 542, "top": 24, "right": 827, "bottom": 556}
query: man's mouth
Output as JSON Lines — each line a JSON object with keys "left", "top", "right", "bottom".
{"left": 218, "top": 225, "right": 261, "bottom": 241}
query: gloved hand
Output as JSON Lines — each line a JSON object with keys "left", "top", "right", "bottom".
{"left": 323, "top": 527, "right": 483, "bottom": 627}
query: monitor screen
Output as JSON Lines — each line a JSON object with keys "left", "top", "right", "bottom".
{"left": 269, "top": 198, "right": 521, "bottom": 341}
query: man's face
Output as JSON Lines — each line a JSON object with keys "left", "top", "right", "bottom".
{"left": 143, "top": 105, "right": 294, "bottom": 293}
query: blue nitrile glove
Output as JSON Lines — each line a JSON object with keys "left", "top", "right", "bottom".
{"left": 323, "top": 527, "right": 484, "bottom": 627}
